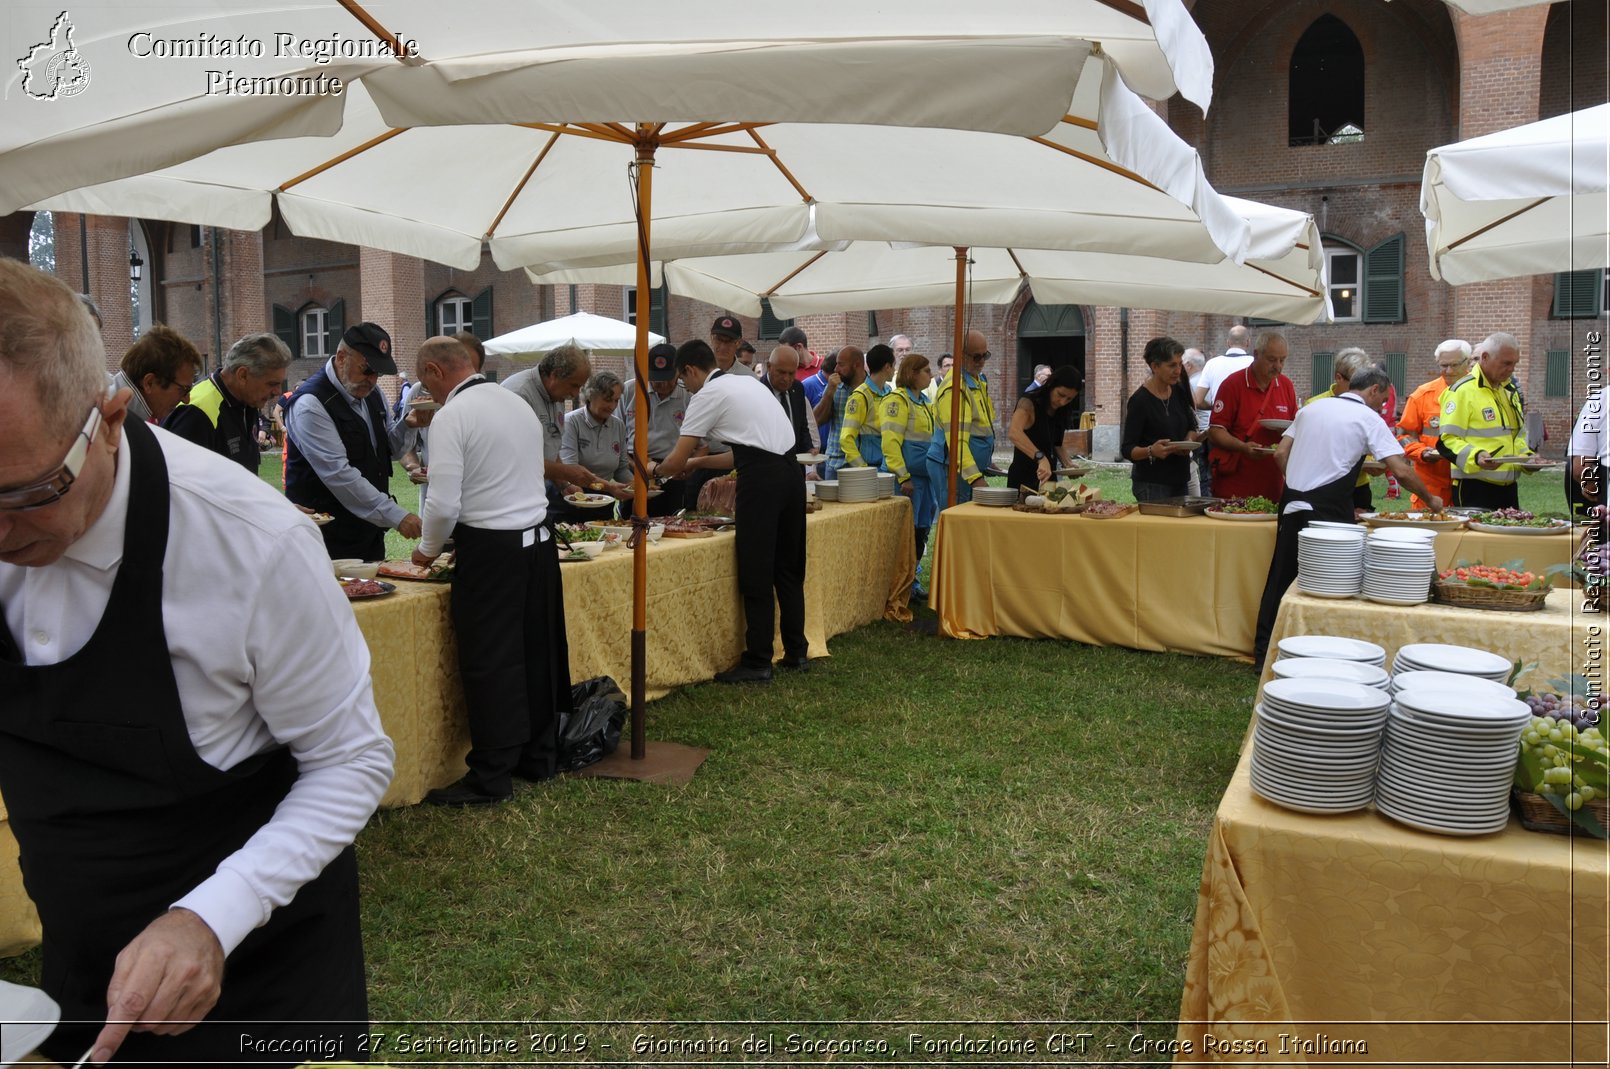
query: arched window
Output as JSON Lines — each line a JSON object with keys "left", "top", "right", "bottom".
{"left": 1289, "top": 15, "right": 1365, "bottom": 146}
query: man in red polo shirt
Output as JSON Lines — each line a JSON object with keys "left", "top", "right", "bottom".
{"left": 1207, "top": 331, "right": 1296, "bottom": 501}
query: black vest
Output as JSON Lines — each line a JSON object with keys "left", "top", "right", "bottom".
{"left": 285, "top": 368, "right": 393, "bottom": 551}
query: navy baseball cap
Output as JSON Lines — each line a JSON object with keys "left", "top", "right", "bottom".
{"left": 341, "top": 322, "right": 397, "bottom": 376}
{"left": 648, "top": 342, "right": 677, "bottom": 382}
{"left": 710, "top": 315, "right": 742, "bottom": 340}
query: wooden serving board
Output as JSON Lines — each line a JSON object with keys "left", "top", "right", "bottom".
{"left": 1079, "top": 504, "right": 1140, "bottom": 520}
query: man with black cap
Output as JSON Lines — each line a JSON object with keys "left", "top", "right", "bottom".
{"left": 709, "top": 314, "right": 746, "bottom": 375}
{"left": 286, "top": 321, "right": 420, "bottom": 561}
{"left": 621, "top": 342, "right": 692, "bottom": 516}
{"left": 652, "top": 340, "right": 808, "bottom": 684}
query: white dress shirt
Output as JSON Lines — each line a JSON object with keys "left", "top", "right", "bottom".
{"left": 287, "top": 360, "right": 411, "bottom": 529}
{"left": 0, "top": 428, "right": 395, "bottom": 956}
{"left": 1280, "top": 394, "right": 1404, "bottom": 514}
{"left": 420, "top": 376, "right": 550, "bottom": 556}
{"left": 1198, "top": 349, "right": 1254, "bottom": 405}
{"left": 681, "top": 372, "right": 798, "bottom": 455}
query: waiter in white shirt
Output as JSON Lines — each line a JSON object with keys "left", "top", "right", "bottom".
{"left": 411, "top": 338, "right": 570, "bottom": 806}
{"left": 0, "top": 260, "right": 394, "bottom": 1065}
{"left": 652, "top": 340, "right": 808, "bottom": 684}
{"left": 1252, "top": 364, "right": 1443, "bottom": 668}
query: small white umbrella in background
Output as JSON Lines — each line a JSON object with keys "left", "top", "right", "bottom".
{"left": 1421, "top": 104, "right": 1609, "bottom": 285}
{"left": 483, "top": 312, "right": 663, "bottom": 360}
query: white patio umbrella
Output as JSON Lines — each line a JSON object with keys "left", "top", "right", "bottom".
{"left": 23, "top": 1, "right": 1219, "bottom": 767}
{"left": 531, "top": 197, "right": 1330, "bottom": 325}
{"left": 0, "top": 0, "right": 1213, "bottom": 216}
{"left": 484, "top": 312, "right": 663, "bottom": 359}
{"left": 1421, "top": 104, "right": 1609, "bottom": 285}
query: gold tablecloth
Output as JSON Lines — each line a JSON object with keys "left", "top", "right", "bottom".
{"left": 0, "top": 499, "right": 914, "bottom": 958}
{"left": 932, "top": 505, "right": 1574, "bottom": 660}
{"left": 1177, "top": 744, "right": 1609, "bottom": 1066}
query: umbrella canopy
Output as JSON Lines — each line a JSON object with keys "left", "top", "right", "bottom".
{"left": 531, "top": 197, "right": 1332, "bottom": 325}
{"left": 1421, "top": 104, "right": 1609, "bottom": 284}
{"left": 29, "top": 54, "right": 1251, "bottom": 273}
{"left": 484, "top": 312, "right": 663, "bottom": 359}
{"left": 0, "top": 0, "right": 1213, "bottom": 215}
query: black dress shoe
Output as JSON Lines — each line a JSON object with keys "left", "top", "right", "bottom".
{"left": 775, "top": 656, "right": 810, "bottom": 672}
{"left": 514, "top": 762, "right": 557, "bottom": 783}
{"left": 714, "top": 663, "right": 774, "bottom": 684}
{"left": 422, "top": 777, "right": 509, "bottom": 808}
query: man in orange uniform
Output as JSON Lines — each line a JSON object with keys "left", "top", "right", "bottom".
{"left": 1395, "top": 339, "right": 1471, "bottom": 510}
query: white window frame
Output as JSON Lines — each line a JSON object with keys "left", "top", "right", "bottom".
{"left": 1326, "top": 247, "right": 1361, "bottom": 322}
{"left": 438, "top": 295, "right": 472, "bottom": 335}
{"left": 302, "top": 306, "right": 328, "bottom": 358}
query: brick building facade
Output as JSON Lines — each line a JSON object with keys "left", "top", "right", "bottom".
{"left": 8, "top": 0, "right": 1605, "bottom": 453}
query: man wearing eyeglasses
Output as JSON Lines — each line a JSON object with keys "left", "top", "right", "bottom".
{"left": 0, "top": 260, "right": 394, "bottom": 1066}
{"left": 285, "top": 322, "right": 420, "bottom": 562}
{"left": 1395, "top": 338, "right": 1471, "bottom": 511}
{"left": 927, "top": 329, "right": 997, "bottom": 504}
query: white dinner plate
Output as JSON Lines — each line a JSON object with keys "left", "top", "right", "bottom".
{"left": 1276, "top": 635, "right": 1387, "bottom": 663}
{"left": 1389, "top": 671, "right": 1516, "bottom": 700}
{"left": 1372, "top": 801, "right": 1509, "bottom": 837}
{"left": 1392, "top": 689, "right": 1530, "bottom": 724}
{"left": 1271, "top": 658, "right": 1390, "bottom": 687}
{"left": 1466, "top": 519, "right": 1572, "bottom": 536}
{"left": 0, "top": 979, "right": 60, "bottom": 1067}
{"left": 1394, "top": 643, "right": 1510, "bottom": 676}
{"left": 1258, "top": 418, "right": 1294, "bottom": 432}
{"left": 1265, "top": 678, "right": 1392, "bottom": 714}
{"left": 1204, "top": 509, "right": 1278, "bottom": 522}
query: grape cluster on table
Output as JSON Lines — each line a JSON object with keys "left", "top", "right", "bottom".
{"left": 1520, "top": 694, "right": 1606, "bottom": 811}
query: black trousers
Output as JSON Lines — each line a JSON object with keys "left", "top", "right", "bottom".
{"left": 449, "top": 523, "right": 571, "bottom": 796}
{"left": 1454, "top": 477, "right": 1520, "bottom": 510}
{"left": 1252, "top": 511, "right": 1314, "bottom": 668}
{"left": 732, "top": 447, "right": 808, "bottom": 668}
{"left": 320, "top": 518, "right": 386, "bottom": 562}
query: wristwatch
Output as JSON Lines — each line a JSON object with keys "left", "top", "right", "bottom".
{"left": 1034, "top": 451, "right": 1045, "bottom": 461}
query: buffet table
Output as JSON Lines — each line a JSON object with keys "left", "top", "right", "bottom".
{"left": 932, "top": 504, "right": 1577, "bottom": 659}
{"left": 0, "top": 498, "right": 915, "bottom": 959}
{"left": 1177, "top": 743, "right": 1608, "bottom": 1066}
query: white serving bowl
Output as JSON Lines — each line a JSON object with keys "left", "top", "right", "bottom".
{"left": 566, "top": 540, "right": 606, "bottom": 559}
{"left": 331, "top": 558, "right": 379, "bottom": 580}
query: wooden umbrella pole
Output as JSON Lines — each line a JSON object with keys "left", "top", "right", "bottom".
{"left": 947, "top": 247, "right": 968, "bottom": 508}
{"left": 629, "top": 128, "right": 656, "bottom": 761}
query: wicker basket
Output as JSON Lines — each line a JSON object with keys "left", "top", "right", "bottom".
{"left": 1512, "top": 787, "right": 1610, "bottom": 834}
{"left": 1432, "top": 580, "right": 1550, "bottom": 612}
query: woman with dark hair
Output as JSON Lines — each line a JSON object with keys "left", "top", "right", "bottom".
{"left": 1005, "top": 364, "right": 1083, "bottom": 490}
{"left": 1121, "top": 336, "right": 1202, "bottom": 501}
{"left": 881, "top": 353, "right": 939, "bottom": 597}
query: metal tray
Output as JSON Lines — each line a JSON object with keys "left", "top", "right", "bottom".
{"left": 1138, "top": 496, "right": 1224, "bottom": 518}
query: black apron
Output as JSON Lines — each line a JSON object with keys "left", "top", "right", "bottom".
{"left": 0, "top": 418, "right": 368, "bottom": 1066}
{"left": 730, "top": 443, "right": 808, "bottom": 667}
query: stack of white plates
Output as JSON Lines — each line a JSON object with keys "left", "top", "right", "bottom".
{"left": 1250, "top": 679, "right": 1391, "bottom": 814}
{"left": 1389, "top": 670, "right": 1516, "bottom": 701}
{"left": 876, "top": 472, "right": 897, "bottom": 499}
{"left": 1275, "top": 634, "right": 1387, "bottom": 667}
{"left": 973, "top": 485, "right": 1018, "bottom": 508}
{"left": 1362, "top": 528, "right": 1437, "bottom": 604}
{"left": 1375, "top": 688, "right": 1529, "bottom": 835}
{"left": 836, "top": 467, "right": 880, "bottom": 503}
{"left": 1270, "top": 656, "right": 1390, "bottom": 690}
{"left": 814, "top": 480, "right": 839, "bottom": 501}
{"left": 1391, "top": 643, "right": 1511, "bottom": 681}
{"left": 1297, "top": 526, "right": 1366, "bottom": 598}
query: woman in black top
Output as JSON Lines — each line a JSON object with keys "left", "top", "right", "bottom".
{"left": 1122, "top": 337, "right": 1202, "bottom": 501}
{"left": 1005, "top": 365, "right": 1084, "bottom": 490}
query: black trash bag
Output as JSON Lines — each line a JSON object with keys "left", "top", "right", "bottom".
{"left": 556, "top": 676, "right": 628, "bottom": 771}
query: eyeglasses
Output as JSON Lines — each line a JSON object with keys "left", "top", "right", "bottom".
{"left": 968, "top": 351, "right": 991, "bottom": 361}
{"left": 0, "top": 405, "right": 103, "bottom": 512}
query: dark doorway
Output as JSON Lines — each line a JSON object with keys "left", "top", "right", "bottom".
{"left": 1016, "top": 301, "right": 1086, "bottom": 405}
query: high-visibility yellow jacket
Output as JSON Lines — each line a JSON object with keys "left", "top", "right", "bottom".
{"left": 932, "top": 370, "right": 996, "bottom": 484}
{"left": 879, "top": 388, "right": 936, "bottom": 482}
{"left": 1437, "top": 366, "right": 1527, "bottom": 486}
{"left": 839, "top": 379, "right": 892, "bottom": 467}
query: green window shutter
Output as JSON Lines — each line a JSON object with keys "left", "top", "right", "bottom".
{"left": 471, "top": 287, "right": 494, "bottom": 338}
{"left": 1546, "top": 349, "right": 1571, "bottom": 397}
{"left": 867, "top": 310, "right": 879, "bottom": 337}
{"left": 272, "top": 304, "right": 299, "bottom": 358}
{"left": 649, "top": 283, "right": 668, "bottom": 338}
{"left": 1362, "top": 233, "right": 1405, "bottom": 324}
{"left": 1312, "top": 352, "right": 1334, "bottom": 396}
{"left": 1553, "top": 270, "right": 1604, "bottom": 319}
{"left": 324, "top": 298, "right": 345, "bottom": 354}
{"left": 1384, "top": 352, "right": 1407, "bottom": 398}
{"left": 425, "top": 298, "right": 438, "bottom": 338}
{"left": 759, "top": 298, "right": 791, "bottom": 340}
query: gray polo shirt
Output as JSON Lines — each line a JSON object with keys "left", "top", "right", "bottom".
{"left": 619, "top": 379, "right": 690, "bottom": 460}
{"left": 502, "top": 367, "right": 566, "bottom": 463}
{"left": 560, "top": 408, "right": 631, "bottom": 483}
